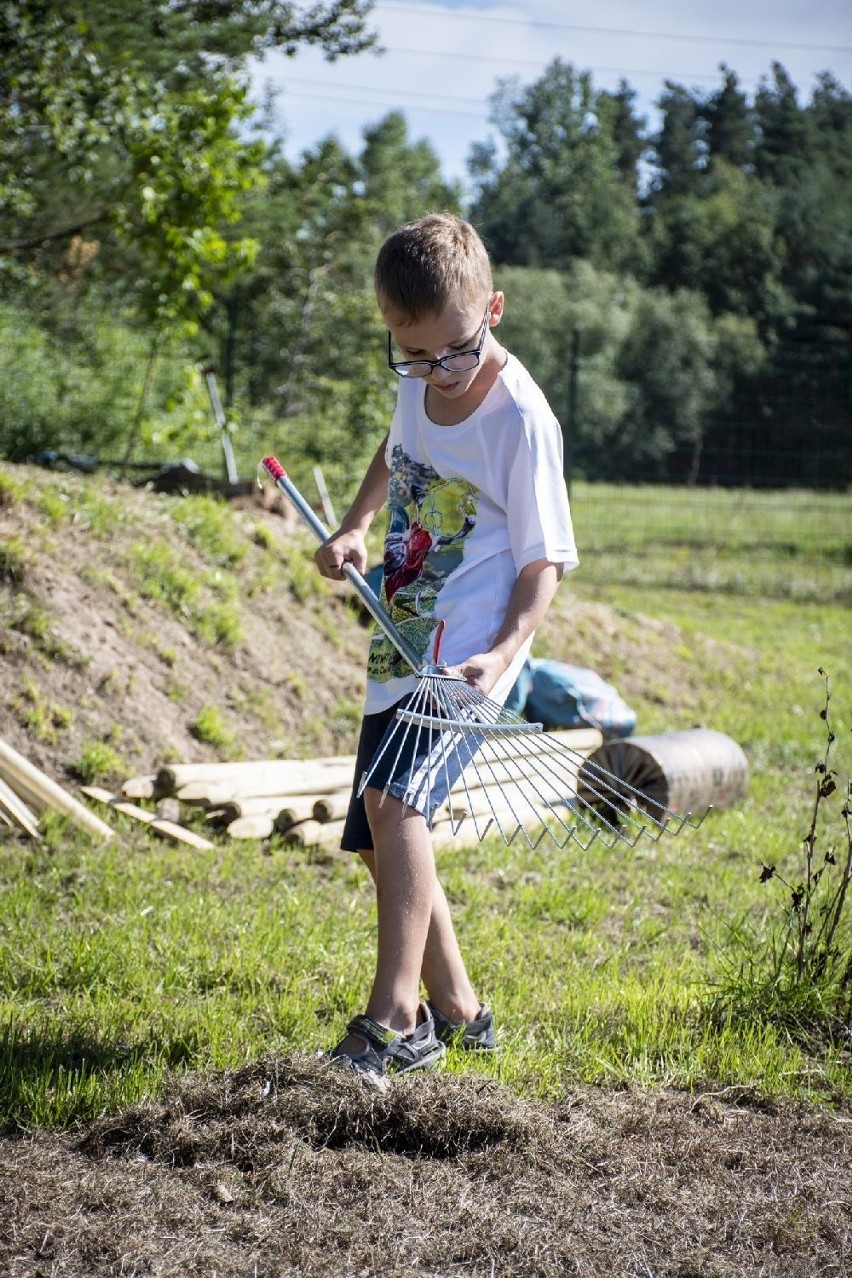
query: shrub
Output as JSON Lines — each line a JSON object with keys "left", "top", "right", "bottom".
{"left": 708, "top": 670, "right": 852, "bottom": 1047}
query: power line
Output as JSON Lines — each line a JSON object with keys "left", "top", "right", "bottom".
{"left": 381, "top": 45, "right": 762, "bottom": 84}
{"left": 375, "top": 2, "right": 852, "bottom": 54}
{"left": 280, "top": 77, "right": 490, "bottom": 112}
{"left": 272, "top": 57, "right": 794, "bottom": 118}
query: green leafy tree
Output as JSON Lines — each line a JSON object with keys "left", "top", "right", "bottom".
{"left": 0, "top": 0, "right": 378, "bottom": 464}
{"left": 468, "top": 60, "right": 645, "bottom": 274}
{"left": 649, "top": 161, "right": 789, "bottom": 329}
{"left": 80, "top": 0, "right": 376, "bottom": 78}
{"left": 0, "top": 0, "right": 376, "bottom": 294}
{"left": 602, "top": 80, "right": 647, "bottom": 195}
{"left": 615, "top": 290, "right": 764, "bottom": 482}
{"left": 753, "top": 63, "right": 814, "bottom": 184}
{"left": 206, "top": 112, "right": 460, "bottom": 500}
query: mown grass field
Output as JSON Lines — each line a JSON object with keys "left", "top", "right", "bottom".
{"left": 1, "top": 481, "right": 850, "bottom": 1135}
{"left": 570, "top": 481, "right": 851, "bottom": 602}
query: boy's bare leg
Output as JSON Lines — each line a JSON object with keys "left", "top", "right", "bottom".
{"left": 357, "top": 799, "right": 481, "bottom": 1027}
{"left": 333, "top": 791, "right": 432, "bottom": 1055}
{"left": 361, "top": 791, "right": 434, "bottom": 1033}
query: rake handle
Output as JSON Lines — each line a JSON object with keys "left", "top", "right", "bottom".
{"left": 261, "top": 455, "right": 423, "bottom": 675}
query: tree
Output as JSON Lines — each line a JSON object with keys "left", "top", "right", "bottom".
{"left": 358, "top": 113, "right": 462, "bottom": 240}
{"left": 0, "top": 0, "right": 378, "bottom": 466}
{"left": 615, "top": 290, "right": 764, "bottom": 483}
{"left": 702, "top": 65, "right": 755, "bottom": 170}
{"left": 753, "top": 63, "right": 813, "bottom": 184}
{"left": 80, "top": 0, "right": 376, "bottom": 78}
{"left": 649, "top": 81, "right": 704, "bottom": 198}
{"left": 468, "top": 60, "right": 645, "bottom": 274}
{"left": 649, "top": 161, "right": 789, "bottom": 329}
{"left": 206, "top": 112, "right": 461, "bottom": 500}
{"left": 602, "top": 79, "right": 647, "bottom": 194}
{"left": 0, "top": 0, "right": 377, "bottom": 281}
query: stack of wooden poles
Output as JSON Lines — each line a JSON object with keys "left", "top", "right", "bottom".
{"left": 118, "top": 727, "right": 604, "bottom": 848}
{"left": 0, "top": 728, "right": 604, "bottom": 850}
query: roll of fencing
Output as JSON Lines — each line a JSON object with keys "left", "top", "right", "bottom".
{"left": 578, "top": 728, "right": 749, "bottom": 824}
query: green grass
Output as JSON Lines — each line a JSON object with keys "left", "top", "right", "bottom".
{"left": 1, "top": 484, "right": 850, "bottom": 1132}
{"left": 190, "top": 704, "right": 243, "bottom": 758}
{"left": 571, "top": 482, "right": 851, "bottom": 602}
{"left": 71, "top": 737, "right": 128, "bottom": 785}
{"left": 1, "top": 747, "right": 848, "bottom": 1134}
{"left": 2, "top": 617, "right": 849, "bottom": 1131}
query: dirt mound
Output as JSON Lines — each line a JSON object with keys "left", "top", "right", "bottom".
{"left": 0, "top": 464, "right": 370, "bottom": 785}
{"left": 3, "top": 1055, "right": 849, "bottom": 1276}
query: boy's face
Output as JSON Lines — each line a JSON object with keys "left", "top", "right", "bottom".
{"left": 383, "top": 293, "right": 504, "bottom": 405}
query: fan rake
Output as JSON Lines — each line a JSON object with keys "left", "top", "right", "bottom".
{"left": 260, "top": 455, "right": 709, "bottom": 851}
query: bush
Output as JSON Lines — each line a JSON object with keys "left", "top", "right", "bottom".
{"left": 708, "top": 670, "right": 852, "bottom": 1047}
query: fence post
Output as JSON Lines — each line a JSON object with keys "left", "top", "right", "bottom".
{"left": 564, "top": 325, "right": 582, "bottom": 496}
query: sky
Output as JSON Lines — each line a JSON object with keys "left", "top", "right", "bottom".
{"left": 249, "top": 1, "right": 852, "bottom": 194}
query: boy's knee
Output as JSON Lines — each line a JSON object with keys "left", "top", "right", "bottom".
{"left": 363, "top": 785, "right": 400, "bottom": 829}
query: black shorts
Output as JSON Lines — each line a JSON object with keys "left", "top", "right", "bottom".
{"left": 340, "top": 694, "right": 480, "bottom": 853}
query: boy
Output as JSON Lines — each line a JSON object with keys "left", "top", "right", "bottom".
{"left": 315, "top": 214, "right": 577, "bottom": 1084}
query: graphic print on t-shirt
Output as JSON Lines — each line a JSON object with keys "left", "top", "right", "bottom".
{"left": 368, "top": 444, "right": 477, "bottom": 684}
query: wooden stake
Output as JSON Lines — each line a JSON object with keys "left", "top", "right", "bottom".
{"left": 80, "top": 787, "right": 214, "bottom": 850}
{"left": 0, "top": 738, "right": 114, "bottom": 841}
{"left": 157, "top": 755, "right": 355, "bottom": 794}
{"left": 0, "top": 775, "right": 41, "bottom": 840}
{"left": 121, "top": 774, "right": 158, "bottom": 800}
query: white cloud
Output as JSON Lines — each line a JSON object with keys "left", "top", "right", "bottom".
{"left": 250, "top": 0, "right": 852, "bottom": 192}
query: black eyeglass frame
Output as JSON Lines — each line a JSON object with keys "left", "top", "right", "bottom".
{"left": 387, "top": 305, "right": 491, "bottom": 378}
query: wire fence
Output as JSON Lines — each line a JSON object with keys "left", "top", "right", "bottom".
{"left": 3, "top": 328, "right": 849, "bottom": 602}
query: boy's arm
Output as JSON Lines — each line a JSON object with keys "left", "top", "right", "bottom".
{"left": 315, "top": 434, "right": 389, "bottom": 579}
{"left": 450, "top": 558, "right": 564, "bottom": 696}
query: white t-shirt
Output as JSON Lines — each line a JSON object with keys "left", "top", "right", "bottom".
{"left": 365, "top": 351, "right": 578, "bottom": 715}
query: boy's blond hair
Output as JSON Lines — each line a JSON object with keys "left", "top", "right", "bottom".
{"left": 375, "top": 214, "right": 493, "bottom": 319}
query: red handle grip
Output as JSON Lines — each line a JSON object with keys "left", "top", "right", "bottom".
{"left": 433, "top": 618, "right": 446, "bottom": 664}
{"left": 262, "top": 455, "right": 286, "bottom": 481}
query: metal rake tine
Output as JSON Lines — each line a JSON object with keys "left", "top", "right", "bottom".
{"left": 476, "top": 731, "right": 593, "bottom": 845}
{"left": 690, "top": 805, "right": 712, "bottom": 829}
{"left": 497, "top": 735, "right": 623, "bottom": 846}
{"left": 360, "top": 684, "right": 431, "bottom": 808}
{"left": 637, "top": 815, "right": 672, "bottom": 843}
{"left": 549, "top": 819, "right": 609, "bottom": 852}
{"left": 576, "top": 752, "right": 687, "bottom": 837}
{"left": 471, "top": 725, "right": 656, "bottom": 849}
{"left": 502, "top": 817, "right": 549, "bottom": 849}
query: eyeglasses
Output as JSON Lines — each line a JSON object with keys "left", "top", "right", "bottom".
{"left": 387, "top": 306, "right": 490, "bottom": 378}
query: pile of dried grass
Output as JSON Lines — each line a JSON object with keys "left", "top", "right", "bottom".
{"left": 2, "top": 1053, "right": 849, "bottom": 1276}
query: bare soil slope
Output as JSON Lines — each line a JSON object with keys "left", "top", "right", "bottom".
{"left": 0, "top": 464, "right": 372, "bottom": 785}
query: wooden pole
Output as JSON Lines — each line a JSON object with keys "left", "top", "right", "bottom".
{"left": 0, "top": 739, "right": 114, "bottom": 841}
{"left": 0, "top": 775, "right": 41, "bottom": 840}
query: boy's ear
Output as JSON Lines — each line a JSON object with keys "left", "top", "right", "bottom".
{"left": 488, "top": 291, "right": 505, "bottom": 326}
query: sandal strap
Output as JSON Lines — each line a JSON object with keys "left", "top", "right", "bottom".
{"left": 346, "top": 1014, "right": 400, "bottom": 1051}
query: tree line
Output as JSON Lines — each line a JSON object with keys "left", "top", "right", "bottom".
{"left": 1, "top": 1, "right": 849, "bottom": 491}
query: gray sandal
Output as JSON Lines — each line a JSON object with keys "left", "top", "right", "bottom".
{"left": 428, "top": 1001, "right": 496, "bottom": 1051}
{"left": 330, "top": 1001, "right": 446, "bottom": 1086}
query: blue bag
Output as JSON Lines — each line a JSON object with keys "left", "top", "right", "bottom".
{"left": 523, "top": 659, "right": 636, "bottom": 739}
{"left": 503, "top": 658, "right": 534, "bottom": 716}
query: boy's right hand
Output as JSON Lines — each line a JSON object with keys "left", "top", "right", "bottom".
{"left": 315, "top": 528, "right": 369, "bottom": 580}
